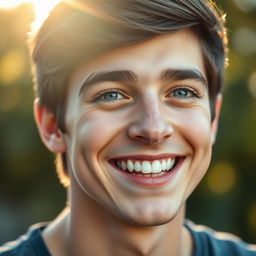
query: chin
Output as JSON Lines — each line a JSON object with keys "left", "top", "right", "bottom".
{"left": 118, "top": 208, "right": 179, "bottom": 227}
{"left": 125, "top": 215, "right": 176, "bottom": 227}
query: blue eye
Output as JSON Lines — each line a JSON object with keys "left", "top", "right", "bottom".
{"left": 102, "top": 92, "right": 119, "bottom": 101}
{"left": 94, "top": 89, "right": 125, "bottom": 102}
{"left": 171, "top": 88, "right": 199, "bottom": 99}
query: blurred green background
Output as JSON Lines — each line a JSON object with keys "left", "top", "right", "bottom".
{"left": 0, "top": 0, "right": 256, "bottom": 244}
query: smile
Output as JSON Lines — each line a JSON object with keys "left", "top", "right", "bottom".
{"left": 117, "top": 158, "right": 176, "bottom": 176}
{"left": 109, "top": 155, "right": 185, "bottom": 186}
{"left": 110, "top": 155, "right": 182, "bottom": 177}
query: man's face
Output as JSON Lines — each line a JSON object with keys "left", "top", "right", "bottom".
{"left": 64, "top": 30, "right": 219, "bottom": 225}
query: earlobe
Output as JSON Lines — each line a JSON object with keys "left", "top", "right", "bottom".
{"left": 34, "top": 98, "right": 67, "bottom": 153}
{"left": 211, "top": 94, "right": 222, "bottom": 145}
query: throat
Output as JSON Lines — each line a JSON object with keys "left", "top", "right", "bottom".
{"left": 68, "top": 203, "right": 187, "bottom": 256}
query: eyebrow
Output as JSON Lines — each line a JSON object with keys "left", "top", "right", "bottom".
{"left": 160, "top": 68, "right": 208, "bottom": 87}
{"left": 79, "top": 68, "right": 207, "bottom": 95}
{"left": 79, "top": 70, "right": 137, "bottom": 95}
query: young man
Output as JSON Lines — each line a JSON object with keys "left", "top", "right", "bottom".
{"left": 1, "top": 0, "right": 255, "bottom": 255}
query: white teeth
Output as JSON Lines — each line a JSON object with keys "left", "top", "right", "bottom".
{"left": 121, "top": 161, "right": 127, "bottom": 171}
{"left": 141, "top": 161, "right": 152, "bottom": 174}
{"left": 170, "top": 159, "right": 175, "bottom": 169}
{"left": 152, "top": 160, "right": 161, "bottom": 173}
{"left": 134, "top": 161, "right": 141, "bottom": 172}
{"left": 127, "top": 160, "right": 134, "bottom": 172}
{"left": 116, "top": 158, "right": 176, "bottom": 174}
{"left": 166, "top": 159, "right": 171, "bottom": 170}
{"left": 161, "top": 160, "right": 167, "bottom": 170}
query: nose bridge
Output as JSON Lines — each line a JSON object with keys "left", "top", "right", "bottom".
{"left": 128, "top": 93, "right": 173, "bottom": 144}
{"left": 142, "top": 95, "right": 163, "bottom": 128}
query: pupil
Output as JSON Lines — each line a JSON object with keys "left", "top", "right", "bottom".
{"left": 104, "top": 92, "right": 117, "bottom": 100}
{"left": 175, "top": 89, "right": 187, "bottom": 97}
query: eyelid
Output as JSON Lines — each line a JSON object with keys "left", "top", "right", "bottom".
{"left": 167, "top": 86, "right": 202, "bottom": 98}
{"left": 93, "top": 88, "right": 129, "bottom": 102}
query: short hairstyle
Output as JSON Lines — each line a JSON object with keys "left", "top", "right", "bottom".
{"left": 29, "top": 0, "right": 228, "bottom": 186}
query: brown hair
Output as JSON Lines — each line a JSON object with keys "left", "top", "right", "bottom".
{"left": 29, "top": 0, "right": 228, "bottom": 186}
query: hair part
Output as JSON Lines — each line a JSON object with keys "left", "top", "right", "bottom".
{"left": 29, "top": 0, "right": 228, "bottom": 186}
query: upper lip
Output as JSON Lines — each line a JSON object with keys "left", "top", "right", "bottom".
{"left": 110, "top": 154, "right": 182, "bottom": 161}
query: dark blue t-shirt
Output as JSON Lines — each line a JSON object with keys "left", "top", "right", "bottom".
{"left": 185, "top": 221, "right": 256, "bottom": 256}
{"left": 0, "top": 224, "right": 50, "bottom": 256}
{"left": 1, "top": 221, "right": 256, "bottom": 255}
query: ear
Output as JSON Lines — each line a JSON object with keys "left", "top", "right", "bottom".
{"left": 210, "top": 94, "right": 222, "bottom": 145}
{"left": 34, "top": 98, "right": 67, "bottom": 153}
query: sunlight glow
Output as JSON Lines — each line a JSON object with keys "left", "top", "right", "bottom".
{"left": 0, "top": 0, "right": 61, "bottom": 30}
{"left": 31, "top": 0, "right": 61, "bottom": 30}
{"left": 0, "top": 0, "right": 30, "bottom": 9}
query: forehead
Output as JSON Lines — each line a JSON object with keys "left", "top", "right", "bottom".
{"left": 69, "top": 29, "right": 206, "bottom": 90}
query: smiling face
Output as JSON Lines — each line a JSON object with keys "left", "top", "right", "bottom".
{"left": 60, "top": 29, "right": 220, "bottom": 225}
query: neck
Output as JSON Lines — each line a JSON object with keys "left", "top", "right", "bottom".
{"left": 43, "top": 189, "right": 192, "bottom": 256}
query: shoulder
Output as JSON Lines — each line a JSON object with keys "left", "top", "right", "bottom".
{"left": 0, "top": 223, "right": 51, "bottom": 256}
{"left": 185, "top": 220, "right": 256, "bottom": 256}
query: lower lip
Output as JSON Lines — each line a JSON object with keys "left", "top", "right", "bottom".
{"left": 110, "top": 158, "right": 184, "bottom": 187}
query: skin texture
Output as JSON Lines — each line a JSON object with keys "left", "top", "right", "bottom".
{"left": 35, "top": 29, "right": 222, "bottom": 256}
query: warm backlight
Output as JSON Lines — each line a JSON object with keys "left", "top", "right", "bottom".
{"left": 0, "top": 0, "right": 30, "bottom": 9}
{"left": 0, "top": 0, "right": 60, "bottom": 29}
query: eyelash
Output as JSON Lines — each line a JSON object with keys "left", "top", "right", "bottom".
{"left": 92, "top": 86, "right": 201, "bottom": 103}
{"left": 93, "top": 89, "right": 127, "bottom": 102}
{"left": 169, "top": 86, "right": 201, "bottom": 99}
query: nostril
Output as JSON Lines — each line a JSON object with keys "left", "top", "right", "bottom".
{"left": 135, "top": 135, "right": 168, "bottom": 145}
{"left": 128, "top": 120, "right": 173, "bottom": 145}
{"left": 163, "top": 134, "right": 171, "bottom": 140}
{"left": 135, "top": 135, "right": 152, "bottom": 144}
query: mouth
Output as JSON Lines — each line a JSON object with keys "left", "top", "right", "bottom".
{"left": 109, "top": 155, "right": 183, "bottom": 178}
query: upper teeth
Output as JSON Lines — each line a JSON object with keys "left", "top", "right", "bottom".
{"left": 116, "top": 158, "right": 175, "bottom": 174}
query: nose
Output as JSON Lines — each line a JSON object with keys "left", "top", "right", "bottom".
{"left": 128, "top": 99, "right": 173, "bottom": 145}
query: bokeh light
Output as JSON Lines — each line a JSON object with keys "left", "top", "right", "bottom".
{"left": 232, "top": 27, "right": 256, "bottom": 57}
{"left": 233, "top": 0, "right": 256, "bottom": 12}
{"left": 0, "top": 49, "right": 26, "bottom": 85}
{"left": 207, "top": 162, "right": 237, "bottom": 195}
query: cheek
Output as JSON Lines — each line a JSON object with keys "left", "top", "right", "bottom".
{"left": 178, "top": 107, "right": 212, "bottom": 149}
{"left": 178, "top": 108, "right": 213, "bottom": 198}
{"left": 67, "top": 110, "right": 128, "bottom": 189}
{"left": 75, "top": 110, "right": 126, "bottom": 154}
{"left": 66, "top": 111, "right": 121, "bottom": 203}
